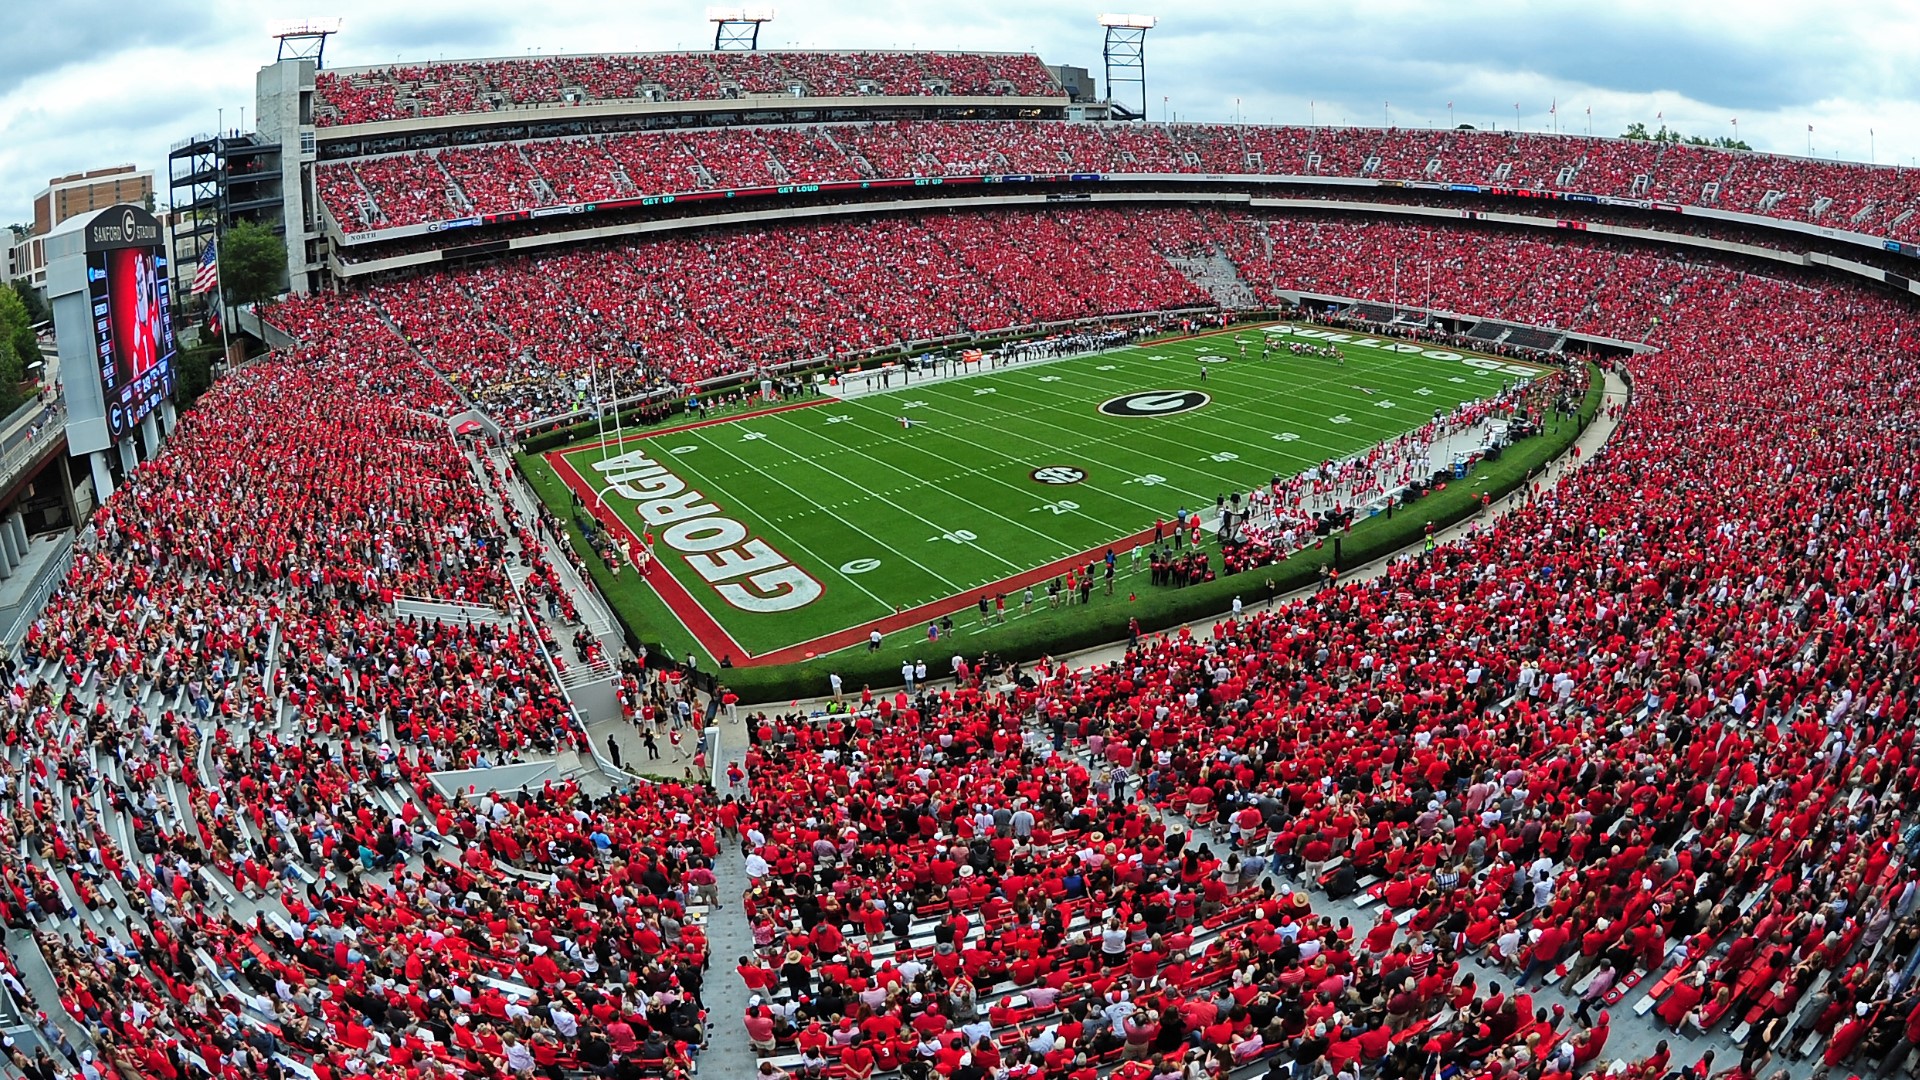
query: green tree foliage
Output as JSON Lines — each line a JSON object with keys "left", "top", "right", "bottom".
{"left": 10, "top": 279, "right": 51, "bottom": 326}
{"left": 175, "top": 343, "right": 221, "bottom": 406}
{"left": 0, "top": 287, "right": 37, "bottom": 414}
{"left": 1621, "top": 122, "right": 1750, "bottom": 150}
{"left": 218, "top": 220, "right": 288, "bottom": 308}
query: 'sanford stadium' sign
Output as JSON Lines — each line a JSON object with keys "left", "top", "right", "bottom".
{"left": 591, "top": 449, "right": 823, "bottom": 612}
{"left": 84, "top": 206, "right": 165, "bottom": 251}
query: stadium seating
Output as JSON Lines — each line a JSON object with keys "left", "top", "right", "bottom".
{"left": 12, "top": 188, "right": 1920, "bottom": 1080}
{"left": 316, "top": 119, "right": 1920, "bottom": 246}
{"left": 332, "top": 208, "right": 1207, "bottom": 426}
{"left": 313, "top": 51, "right": 1061, "bottom": 126}
{"left": 711, "top": 212, "right": 1920, "bottom": 1080}
{"left": 3, "top": 286, "right": 723, "bottom": 1079}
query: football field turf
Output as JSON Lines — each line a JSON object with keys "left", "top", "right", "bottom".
{"left": 540, "top": 324, "right": 1545, "bottom": 666}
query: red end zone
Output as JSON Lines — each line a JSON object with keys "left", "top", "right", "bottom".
{"left": 544, "top": 396, "right": 1174, "bottom": 667}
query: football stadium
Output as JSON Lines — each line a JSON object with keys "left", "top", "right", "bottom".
{"left": 1, "top": 7, "right": 1918, "bottom": 1080}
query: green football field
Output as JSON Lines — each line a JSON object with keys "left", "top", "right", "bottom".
{"left": 541, "top": 324, "right": 1543, "bottom": 665}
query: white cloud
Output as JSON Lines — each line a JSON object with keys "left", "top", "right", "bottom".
{"left": 4, "top": 0, "right": 1920, "bottom": 227}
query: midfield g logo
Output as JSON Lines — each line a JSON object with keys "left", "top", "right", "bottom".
{"left": 1098, "top": 390, "right": 1211, "bottom": 418}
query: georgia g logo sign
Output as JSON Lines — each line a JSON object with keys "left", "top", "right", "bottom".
{"left": 1098, "top": 390, "right": 1211, "bottom": 418}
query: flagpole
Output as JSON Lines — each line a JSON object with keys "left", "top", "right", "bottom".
{"left": 593, "top": 352, "right": 610, "bottom": 478}
{"left": 216, "top": 284, "right": 232, "bottom": 367}
{"left": 610, "top": 357, "right": 627, "bottom": 458}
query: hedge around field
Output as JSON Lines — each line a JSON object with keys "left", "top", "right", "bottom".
{"left": 522, "top": 363, "right": 1604, "bottom": 705}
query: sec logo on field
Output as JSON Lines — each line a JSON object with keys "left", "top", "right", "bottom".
{"left": 1030, "top": 466, "right": 1087, "bottom": 485}
{"left": 1098, "top": 390, "right": 1212, "bottom": 418}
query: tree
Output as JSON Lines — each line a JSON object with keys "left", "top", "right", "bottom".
{"left": 10, "top": 279, "right": 50, "bottom": 326}
{"left": 1621, "top": 122, "right": 1748, "bottom": 150}
{"left": 0, "top": 288, "right": 36, "bottom": 413}
{"left": 175, "top": 342, "right": 221, "bottom": 405}
{"left": 218, "top": 220, "right": 288, "bottom": 308}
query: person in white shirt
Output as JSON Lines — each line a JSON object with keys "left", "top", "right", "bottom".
{"left": 1026, "top": 1025, "right": 1060, "bottom": 1055}
{"left": 502, "top": 1034, "right": 536, "bottom": 1074}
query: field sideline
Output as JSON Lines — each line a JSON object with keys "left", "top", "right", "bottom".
{"left": 536, "top": 324, "right": 1544, "bottom": 666}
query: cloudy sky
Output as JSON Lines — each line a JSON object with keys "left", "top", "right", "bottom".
{"left": 4, "top": 0, "right": 1920, "bottom": 227}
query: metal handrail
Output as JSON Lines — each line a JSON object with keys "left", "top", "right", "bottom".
{"left": 0, "top": 406, "right": 66, "bottom": 487}
{"left": 1, "top": 533, "right": 75, "bottom": 649}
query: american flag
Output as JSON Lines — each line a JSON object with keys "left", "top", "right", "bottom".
{"left": 191, "top": 240, "right": 219, "bottom": 295}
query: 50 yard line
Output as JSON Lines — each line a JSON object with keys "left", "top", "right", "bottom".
{"left": 1001, "top": 349, "right": 1457, "bottom": 449}
{"left": 821, "top": 397, "right": 1176, "bottom": 522}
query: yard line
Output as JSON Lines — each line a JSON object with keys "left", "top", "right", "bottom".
{"left": 897, "top": 346, "right": 1496, "bottom": 508}
{"left": 906, "top": 379, "right": 1264, "bottom": 491}
{"left": 760, "top": 411, "right": 1074, "bottom": 555}
{"left": 706, "top": 420, "right": 1027, "bottom": 578}
{"left": 1056, "top": 331, "right": 1505, "bottom": 414}
{"left": 1009, "top": 350, "right": 1477, "bottom": 449}
{"left": 974, "top": 370, "right": 1385, "bottom": 459}
{"left": 878, "top": 380, "right": 1327, "bottom": 477}
{"left": 891, "top": 353, "right": 1356, "bottom": 470}
{"left": 1106, "top": 346, "right": 1488, "bottom": 411}
{"left": 847, "top": 391, "right": 1225, "bottom": 508}
{"left": 825, "top": 396, "right": 1177, "bottom": 523}
{"left": 1019, "top": 351, "right": 1495, "bottom": 458}
{"left": 674, "top": 426, "right": 956, "bottom": 605}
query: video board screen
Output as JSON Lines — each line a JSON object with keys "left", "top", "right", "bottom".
{"left": 85, "top": 245, "right": 176, "bottom": 440}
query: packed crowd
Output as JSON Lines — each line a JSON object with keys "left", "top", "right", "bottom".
{"left": 327, "top": 207, "right": 1209, "bottom": 426}
{"left": 713, "top": 221, "right": 1920, "bottom": 1080}
{"left": 6, "top": 182, "right": 1920, "bottom": 1080}
{"left": 295, "top": 202, "right": 1870, "bottom": 440}
{"left": 1218, "top": 372, "right": 1566, "bottom": 572}
{"left": 0, "top": 284, "right": 733, "bottom": 1080}
{"left": 313, "top": 51, "right": 1061, "bottom": 126}
{"left": 318, "top": 119, "right": 1920, "bottom": 244}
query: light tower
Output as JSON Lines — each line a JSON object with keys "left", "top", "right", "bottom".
{"left": 272, "top": 18, "right": 342, "bottom": 68}
{"left": 708, "top": 6, "right": 775, "bottom": 50}
{"left": 1098, "top": 14, "right": 1156, "bottom": 121}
